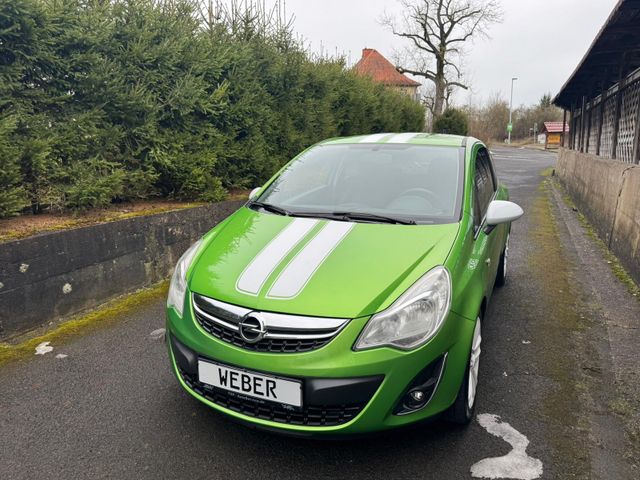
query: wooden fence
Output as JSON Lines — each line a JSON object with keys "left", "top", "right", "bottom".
{"left": 567, "top": 67, "right": 640, "bottom": 164}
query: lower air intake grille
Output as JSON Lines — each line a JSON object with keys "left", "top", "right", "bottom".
{"left": 179, "top": 368, "right": 364, "bottom": 427}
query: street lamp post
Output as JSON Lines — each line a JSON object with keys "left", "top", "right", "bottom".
{"left": 508, "top": 77, "right": 518, "bottom": 145}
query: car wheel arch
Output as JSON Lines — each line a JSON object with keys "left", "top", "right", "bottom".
{"left": 479, "top": 297, "right": 487, "bottom": 320}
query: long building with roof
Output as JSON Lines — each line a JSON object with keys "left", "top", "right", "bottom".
{"left": 553, "top": 0, "right": 640, "bottom": 285}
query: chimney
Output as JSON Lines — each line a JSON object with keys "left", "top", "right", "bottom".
{"left": 362, "top": 48, "right": 375, "bottom": 59}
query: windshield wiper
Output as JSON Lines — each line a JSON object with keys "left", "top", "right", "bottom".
{"left": 253, "top": 206, "right": 417, "bottom": 225}
{"left": 248, "top": 201, "right": 292, "bottom": 216}
{"left": 332, "top": 211, "right": 417, "bottom": 225}
{"left": 285, "top": 211, "right": 345, "bottom": 221}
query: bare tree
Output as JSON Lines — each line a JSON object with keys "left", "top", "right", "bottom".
{"left": 463, "top": 92, "right": 509, "bottom": 142}
{"left": 382, "top": 0, "right": 502, "bottom": 118}
{"left": 419, "top": 83, "right": 454, "bottom": 130}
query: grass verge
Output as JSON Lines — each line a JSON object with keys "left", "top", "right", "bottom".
{"left": 552, "top": 177, "right": 640, "bottom": 468}
{"left": 0, "top": 202, "right": 207, "bottom": 244}
{"left": 528, "top": 176, "right": 592, "bottom": 474}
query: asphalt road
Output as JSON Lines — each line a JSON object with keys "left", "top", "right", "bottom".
{"left": 1, "top": 147, "right": 636, "bottom": 479}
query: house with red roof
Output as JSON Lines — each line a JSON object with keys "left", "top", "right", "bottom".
{"left": 354, "top": 48, "right": 421, "bottom": 100}
{"left": 540, "top": 121, "right": 570, "bottom": 150}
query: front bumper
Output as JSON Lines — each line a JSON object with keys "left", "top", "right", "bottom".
{"left": 167, "top": 297, "right": 476, "bottom": 436}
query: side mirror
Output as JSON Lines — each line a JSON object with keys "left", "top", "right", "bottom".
{"left": 486, "top": 200, "right": 524, "bottom": 226}
{"left": 249, "top": 187, "right": 261, "bottom": 200}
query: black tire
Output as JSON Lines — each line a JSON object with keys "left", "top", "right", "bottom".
{"left": 446, "top": 365, "right": 475, "bottom": 425}
{"left": 495, "top": 234, "right": 509, "bottom": 287}
{"left": 446, "top": 316, "right": 482, "bottom": 425}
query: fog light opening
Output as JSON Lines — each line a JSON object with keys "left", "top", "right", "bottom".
{"left": 393, "top": 354, "right": 447, "bottom": 415}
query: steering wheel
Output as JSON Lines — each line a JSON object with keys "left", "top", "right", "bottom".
{"left": 397, "top": 188, "right": 445, "bottom": 212}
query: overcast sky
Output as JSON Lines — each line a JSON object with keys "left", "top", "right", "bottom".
{"left": 277, "top": 0, "right": 618, "bottom": 107}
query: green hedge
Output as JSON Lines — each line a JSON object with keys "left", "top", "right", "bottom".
{"left": 0, "top": 0, "right": 425, "bottom": 217}
{"left": 433, "top": 108, "right": 469, "bottom": 136}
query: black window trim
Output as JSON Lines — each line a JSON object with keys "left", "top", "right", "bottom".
{"left": 483, "top": 148, "right": 498, "bottom": 193}
{"left": 472, "top": 145, "right": 499, "bottom": 239}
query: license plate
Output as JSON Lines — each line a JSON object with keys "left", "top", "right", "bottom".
{"left": 198, "top": 360, "right": 302, "bottom": 408}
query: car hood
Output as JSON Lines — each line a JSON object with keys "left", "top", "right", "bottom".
{"left": 189, "top": 207, "right": 459, "bottom": 319}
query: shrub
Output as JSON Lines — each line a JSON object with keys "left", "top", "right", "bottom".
{"left": 0, "top": 116, "right": 29, "bottom": 217}
{"left": 433, "top": 108, "right": 469, "bottom": 136}
{"left": 0, "top": 0, "right": 425, "bottom": 217}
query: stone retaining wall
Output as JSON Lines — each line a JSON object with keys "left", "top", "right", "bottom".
{"left": 0, "top": 201, "right": 243, "bottom": 339}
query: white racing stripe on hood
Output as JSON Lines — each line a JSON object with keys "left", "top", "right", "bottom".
{"left": 386, "top": 132, "right": 419, "bottom": 143}
{"left": 359, "top": 133, "right": 391, "bottom": 143}
{"left": 236, "top": 218, "right": 318, "bottom": 296}
{"left": 267, "top": 221, "right": 355, "bottom": 299}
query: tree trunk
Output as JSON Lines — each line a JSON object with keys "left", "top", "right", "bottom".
{"left": 433, "top": 58, "right": 446, "bottom": 118}
{"left": 434, "top": 78, "right": 446, "bottom": 117}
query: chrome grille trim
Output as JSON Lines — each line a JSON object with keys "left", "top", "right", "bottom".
{"left": 194, "top": 294, "right": 249, "bottom": 321}
{"left": 193, "top": 302, "right": 242, "bottom": 332}
{"left": 192, "top": 293, "right": 349, "bottom": 352}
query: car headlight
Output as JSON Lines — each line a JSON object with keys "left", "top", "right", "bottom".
{"left": 167, "top": 239, "right": 203, "bottom": 317}
{"left": 354, "top": 266, "right": 451, "bottom": 351}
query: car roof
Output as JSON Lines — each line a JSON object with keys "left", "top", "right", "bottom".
{"left": 318, "top": 133, "right": 475, "bottom": 148}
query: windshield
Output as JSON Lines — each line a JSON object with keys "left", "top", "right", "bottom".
{"left": 255, "top": 144, "right": 464, "bottom": 224}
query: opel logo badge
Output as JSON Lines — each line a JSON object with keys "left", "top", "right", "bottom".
{"left": 238, "top": 313, "right": 266, "bottom": 344}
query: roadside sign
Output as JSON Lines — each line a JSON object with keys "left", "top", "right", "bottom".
{"left": 507, "top": 123, "right": 513, "bottom": 133}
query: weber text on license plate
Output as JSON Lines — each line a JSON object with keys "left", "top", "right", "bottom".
{"left": 198, "top": 360, "right": 302, "bottom": 407}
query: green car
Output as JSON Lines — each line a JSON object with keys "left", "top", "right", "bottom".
{"left": 166, "top": 133, "right": 523, "bottom": 436}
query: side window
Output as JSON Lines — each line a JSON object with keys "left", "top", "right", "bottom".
{"left": 473, "top": 153, "right": 487, "bottom": 229}
{"left": 473, "top": 147, "right": 495, "bottom": 230}
{"left": 482, "top": 149, "right": 497, "bottom": 193}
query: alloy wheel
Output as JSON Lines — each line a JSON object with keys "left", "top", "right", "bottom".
{"left": 503, "top": 234, "right": 509, "bottom": 279}
{"left": 467, "top": 317, "right": 482, "bottom": 410}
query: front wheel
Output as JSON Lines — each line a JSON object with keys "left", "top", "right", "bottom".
{"left": 446, "top": 316, "right": 482, "bottom": 424}
{"left": 495, "top": 233, "right": 509, "bottom": 287}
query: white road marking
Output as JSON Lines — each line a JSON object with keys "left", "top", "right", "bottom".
{"left": 359, "top": 133, "right": 391, "bottom": 143}
{"left": 150, "top": 328, "right": 166, "bottom": 340}
{"left": 55, "top": 354, "right": 68, "bottom": 359}
{"left": 386, "top": 132, "right": 419, "bottom": 143}
{"left": 35, "top": 342, "right": 53, "bottom": 355}
{"left": 236, "top": 218, "right": 318, "bottom": 296}
{"left": 522, "top": 340, "right": 531, "bottom": 344}
{"left": 471, "top": 414, "right": 543, "bottom": 480}
{"left": 268, "top": 221, "right": 354, "bottom": 299}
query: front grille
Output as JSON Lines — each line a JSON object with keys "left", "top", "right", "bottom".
{"left": 179, "top": 368, "right": 364, "bottom": 427}
{"left": 194, "top": 314, "right": 331, "bottom": 352}
{"left": 192, "top": 294, "right": 347, "bottom": 353}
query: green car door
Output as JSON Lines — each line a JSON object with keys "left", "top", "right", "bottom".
{"left": 472, "top": 145, "right": 508, "bottom": 299}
